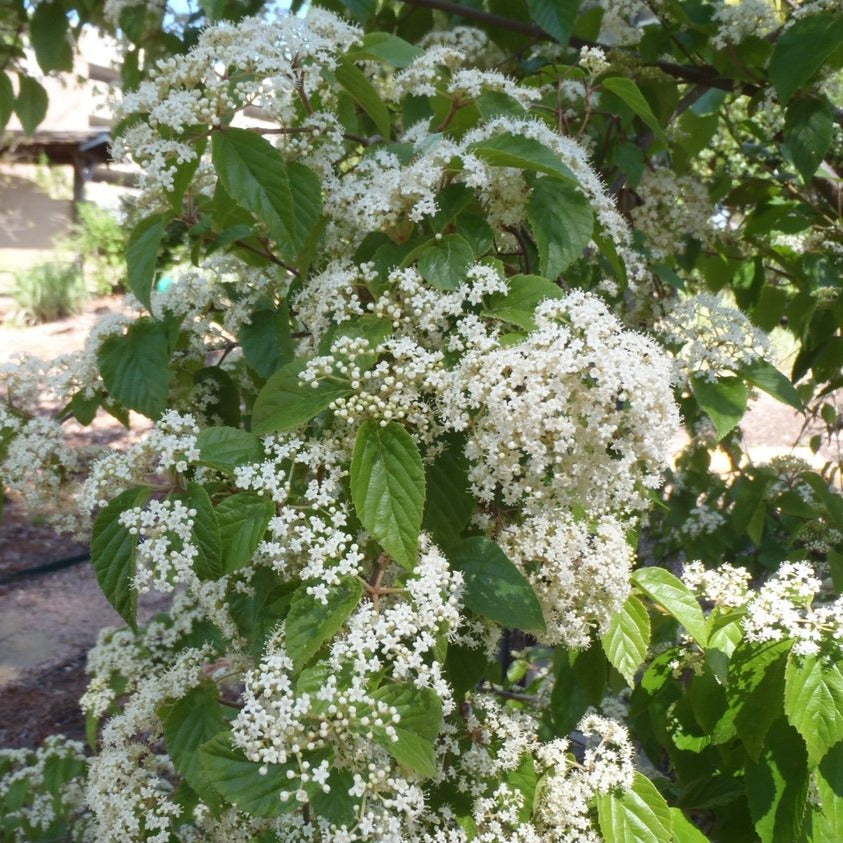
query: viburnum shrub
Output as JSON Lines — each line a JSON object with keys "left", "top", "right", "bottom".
{"left": 1, "top": 1, "right": 843, "bottom": 841}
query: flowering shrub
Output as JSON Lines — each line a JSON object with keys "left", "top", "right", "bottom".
{"left": 1, "top": 1, "right": 843, "bottom": 842}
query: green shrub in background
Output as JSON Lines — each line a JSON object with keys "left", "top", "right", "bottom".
{"left": 68, "top": 203, "right": 127, "bottom": 296}
{"left": 13, "top": 261, "right": 86, "bottom": 324}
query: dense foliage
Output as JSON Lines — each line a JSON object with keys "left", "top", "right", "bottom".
{"left": 2, "top": 1, "right": 843, "bottom": 841}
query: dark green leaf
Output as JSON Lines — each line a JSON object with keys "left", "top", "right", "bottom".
{"left": 815, "top": 741, "right": 843, "bottom": 842}
{"left": 350, "top": 420, "right": 426, "bottom": 570}
{"left": 196, "top": 427, "right": 263, "bottom": 473}
{"left": 309, "top": 767, "right": 359, "bottom": 826}
{"left": 211, "top": 129, "right": 321, "bottom": 258}
{"left": 526, "top": 179, "right": 594, "bottom": 279}
{"left": 601, "top": 594, "right": 650, "bottom": 687}
{"left": 251, "top": 359, "right": 351, "bottom": 435}
{"left": 784, "top": 652, "right": 843, "bottom": 765}
{"left": 744, "top": 718, "right": 809, "bottom": 843}
{"left": 670, "top": 807, "right": 711, "bottom": 842}
{"left": 632, "top": 567, "right": 708, "bottom": 646}
{"left": 691, "top": 375, "right": 748, "bottom": 440}
{"left": 448, "top": 536, "right": 545, "bottom": 631}
{"left": 0, "top": 73, "right": 13, "bottom": 130}
{"left": 216, "top": 492, "right": 274, "bottom": 573}
{"left": 185, "top": 483, "right": 223, "bottom": 581}
{"left": 470, "top": 133, "right": 577, "bottom": 180}
{"left": 91, "top": 487, "right": 151, "bottom": 629}
{"left": 741, "top": 359, "right": 804, "bottom": 411}
{"left": 416, "top": 234, "right": 475, "bottom": 291}
{"left": 30, "top": 2, "right": 73, "bottom": 73}
{"left": 422, "top": 442, "right": 474, "bottom": 549}
{"left": 239, "top": 304, "right": 294, "bottom": 379}
{"left": 371, "top": 683, "right": 443, "bottom": 741}
{"left": 769, "top": 12, "right": 843, "bottom": 104}
{"left": 347, "top": 32, "right": 423, "bottom": 67}
{"left": 15, "top": 75, "right": 48, "bottom": 136}
{"left": 601, "top": 77, "right": 666, "bottom": 140}
{"left": 98, "top": 319, "right": 171, "bottom": 419}
{"left": 375, "top": 727, "right": 437, "bottom": 777}
{"left": 194, "top": 367, "right": 241, "bottom": 428}
{"left": 526, "top": 0, "right": 580, "bottom": 45}
{"left": 484, "top": 273, "right": 564, "bottom": 331}
{"left": 335, "top": 57, "right": 392, "bottom": 139}
{"left": 784, "top": 97, "right": 834, "bottom": 183}
{"left": 285, "top": 577, "right": 363, "bottom": 669}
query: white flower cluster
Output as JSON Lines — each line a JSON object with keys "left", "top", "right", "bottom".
{"left": 682, "top": 503, "right": 727, "bottom": 539}
{"left": 711, "top": 0, "right": 779, "bottom": 48}
{"left": 631, "top": 167, "right": 711, "bottom": 259}
{"left": 682, "top": 560, "right": 752, "bottom": 609}
{"left": 659, "top": 292, "right": 773, "bottom": 382}
{"left": 499, "top": 512, "right": 633, "bottom": 648}
{"left": 442, "top": 293, "right": 679, "bottom": 516}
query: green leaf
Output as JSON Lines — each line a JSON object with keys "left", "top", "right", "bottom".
{"left": 97, "top": 319, "right": 171, "bottom": 419}
{"left": 239, "top": 305, "right": 294, "bottom": 379}
{"left": 815, "top": 741, "right": 843, "bottom": 842}
{"left": 741, "top": 359, "right": 804, "bottom": 410}
{"left": 595, "top": 771, "right": 673, "bottom": 842}
{"left": 551, "top": 647, "right": 605, "bottom": 735}
{"left": 691, "top": 375, "right": 748, "bottom": 440}
{"left": 346, "top": 32, "right": 423, "bottom": 67}
{"left": 744, "top": 718, "right": 809, "bottom": 843}
{"left": 309, "top": 767, "right": 359, "bottom": 826}
{"left": 784, "top": 652, "right": 843, "bottom": 765}
{"left": 375, "top": 727, "right": 437, "bottom": 778}
{"left": 483, "top": 273, "right": 564, "bottom": 331}
{"left": 0, "top": 72, "right": 14, "bottom": 130}
{"left": 285, "top": 577, "right": 363, "bottom": 669}
{"left": 601, "top": 594, "right": 650, "bottom": 687}
{"left": 350, "top": 420, "right": 426, "bottom": 570}
{"left": 90, "top": 487, "right": 151, "bottom": 630}
{"left": 196, "top": 427, "right": 263, "bottom": 473}
{"left": 784, "top": 97, "right": 834, "bottom": 183}
{"left": 30, "top": 2, "right": 73, "bottom": 73}
{"left": 470, "top": 133, "right": 577, "bottom": 181}
{"left": 670, "top": 807, "right": 711, "bottom": 842}
{"left": 15, "top": 75, "right": 48, "bottom": 136}
{"left": 216, "top": 492, "right": 274, "bottom": 573}
{"left": 201, "top": 733, "right": 298, "bottom": 817}
{"left": 632, "top": 567, "right": 708, "bottom": 646}
{"left": 422, "top": 441, "right": 474, "bottom": 549}
{"left": 211, "top": 129, "right": 322, "bottom": 258}
{"left": 339, "top": 0, "right": 376, "bottom": 24}
{"left": 185, "top": 483, "right": 223, "bottom": 581}
{"left": 335, "top": 57, "right": 392, "bottom": 139}
{"left": 601, "top": 77, "right": 666, "bottom": 140}
{"left": 448, "top": 536, "right": 545, "bottom": 631}
{"left": 416, "top": 234, "right": 475, "bottom": 291}
{"left": 251, "top": 359, "right": 351, "bottom": 435}
{"left": 163, "top": 684, "right": 229, "bottom": 805}
{"left": 126, "top": 215, "right": 164, "bottom": 310}
{"left": 769, "top": 11, "right": 843, "bottom": 104}
{"left": 194, "top": 367, "right": 241, "bottom": 428}
{"left": 371, "top": 683, "right": 443, "bottom": 741}
{"left": 526, "top": 0, "right": 580, "bottom": 45}
{"left": 526, "top": 179, "right": 594, "bottom": 279}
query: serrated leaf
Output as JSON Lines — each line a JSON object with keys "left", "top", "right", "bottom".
{"left": 97, "top": 319, "right": 171, "bottom": 419}
{"left": 371, "top": 683, "right": 443, "bottom": 741}
{"left": 769, "top": 12, "right": 843, "bottom": 104}
{"left": 526, "top": 179, "right": 594, "bottom": 279}
{"left": 239, "top": 304, "right": 294, "bottom": 379}
{"left": 133, "top": 212, "right": 168, "bottom": 276}
{"left": 601, "top": 595, "right": 650, "bottom": 686}
{"left": 91, "top": 487, "right": 151, "bottom": 629}
{"left": 784, "top": 652, "right": 843, "bottom": 765}
{"left": 251, "top": 359, "right": 351, "bottom": 435}
{"left": 632, "top": 567, "right": 708, "bottom": 646}
{"left": 595, "top": 771, "right": 673, "bottom": 842}
{"left": 421, "top": 441, "right": 474, "bottom": 549}
{"left": 0, "top": 73, "right": 13, "bottom": 130}
{"left": 448, "top": 536, "right": 545, "bottom": 631}
{"left": 815, "top": 741, "right": 843, "bottom": 842}
{"left": 784, "top": 97, "right": 834, "bottom": 183}
{"left": 350, "top": 420, "right": 426, "bottom": 570}
{"left": 163, "top": 684, "right": 229, "bottom": 805}
{"left": 285, "top": 577, "right": 363, "bottom": 669}
{"left": 15, "top": 75, "right": 48, "bottom": 136}
{"left": 691, "top": 375, "right": 748, "bottom": 440}
{"left": 201, "top": 733, "right": 298, "bottom": 817}
{"left": 211, "top": 129, "right": 321, "bottom": 258}
{"left": 375, "top": 727, "right": 437, "bottom": 777}
{"left": 601, "top": 77, "right": 666, "bottom": 140}
{"left": 526, "top": 0, "right": 580, "bottom": 45}
{"left": 308, "top": 767, "right": 359, "bottom": 826}
{"left": 741, "top": 359, "right": 804, "bottom": 411}
{"left": 470, "top": 133, "right": 577, "bottom": 181}
{"left": 744, "top": 718, "right": 810, "bottom": 843}
{"left": 216, "top": 492, "right": 274, "bottom": 573}
{"left": 194, "top": 367, "right": 241, "bottom": 428}
{"left": 346, "top": 32, "right": 423, "bottom": 67}
{"left": 670, "top": 807, "right": 711, "bottom": 842}
{"left": 31, "top": 2, "right": 73, "bottom": 73}
{"left": 484, "top": 273, "right": 564, "bottom": 331}
{"left": 335, "top": 57, "right": 392, "bottom": 139}
{"left": 416, "top": 234, "right": 475, "bottom": 291}
{"left": 196, "top": 427, "right": 263, "bottom": 473}
{"left": 184, "top": 483, "right": 222, "bottom": 581}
